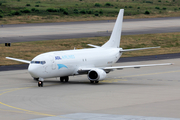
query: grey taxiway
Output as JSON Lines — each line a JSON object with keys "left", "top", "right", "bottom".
{"left": 0, "top": 17, "right": 180, "bottom": 43}
{"left": 0, "top": 58, "right": 180, "bottom": 120}
{"left": 0, "top": 17, "right": 180, "bottom": 120}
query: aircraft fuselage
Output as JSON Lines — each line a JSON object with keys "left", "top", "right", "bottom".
{"left": 28, "top": 48, "right": 122, "bottom": 78}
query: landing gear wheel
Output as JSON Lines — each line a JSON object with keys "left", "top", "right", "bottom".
{"left": 60, "top": 76, "right": 69, "bottom": 82}
{"left": 95, "top": 81, "right": 99, "bottom": 83}
{"left": 64, "top": 76, "right": 69, "bottom": 82}
{"left": 38, "top": 81, "right": 43, "bottom": 87}
{"left": 60, "top": 77, "right": 64, "bottom": 82}
{"left": 90, "top": 80, "right": 94, "bottom": 83}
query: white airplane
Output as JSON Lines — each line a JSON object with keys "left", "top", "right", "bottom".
{"left": 6, "top": 9, "right": 172, "bottom": 87}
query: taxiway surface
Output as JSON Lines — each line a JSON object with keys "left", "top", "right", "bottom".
{"left": 0, "top": 58, "right": 180, "bottom": 120}
{"left": 0, "top": 17, "right": 180, "bottom": 43}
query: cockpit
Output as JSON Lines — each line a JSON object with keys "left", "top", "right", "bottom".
{"left": 31, "top": 61, "right": 46, "bottom": 65}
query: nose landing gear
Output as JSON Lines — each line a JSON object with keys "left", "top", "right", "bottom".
{"left": 33, "top": 77, "right": 39, "bottom": 81}
{"left": 38, "top": 81, "right": 43, "bottom": 87}
{"left": 38, "top": 78, "right": 44, "bottom": 87}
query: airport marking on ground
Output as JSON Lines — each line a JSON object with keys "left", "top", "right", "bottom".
{"left": 103, "top": 70, "right": 180, "bottom": 83}
{"left": 0, "top": 70, "right": 180, "bottom": 117}
{"left": 121, "top": 70, "right": 180, "bottom": 78}
{"left": 0, "top": 87, "right": 56, "bottom": 117}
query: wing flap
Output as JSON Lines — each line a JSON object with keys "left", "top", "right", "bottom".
{"left": 6, "top": 57, "right": 30, "bottom": 64}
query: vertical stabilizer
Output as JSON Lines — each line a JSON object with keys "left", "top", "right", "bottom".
{"left": 102, "top": 9, "right": 124, "bottom": 48}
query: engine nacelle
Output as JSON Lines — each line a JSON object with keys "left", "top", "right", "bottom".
{"left": 88, "top": 68, "right": 106, "bottom": 81}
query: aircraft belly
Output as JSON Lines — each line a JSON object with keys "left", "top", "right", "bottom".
{"left": 54, "top": 64, "right": 76, "bottom": 77}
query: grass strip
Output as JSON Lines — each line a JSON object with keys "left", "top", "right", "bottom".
{"left": 0, "top": 0, "right": 180, "bottom": 24}
{"left": 1, "top": 32, "right": 180, "bottom": 66}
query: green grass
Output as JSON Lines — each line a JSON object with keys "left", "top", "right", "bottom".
{"left": 0, "top": 0, "right": 180, "bottom": 24}
{"left": 1, "top": 32, "right": 180, "bottom": 66}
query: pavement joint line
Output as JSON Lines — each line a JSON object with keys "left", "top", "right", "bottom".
{"left": 0, "top": 71, "right": 29, "bottom": 76}
{"left": 0, "top": 108, "right": 50, "bottom": 115}
{"left": 101, "top": 79, "right": 127, "bottom": 83}
{"left": 0, "top": 108, "right": 30, "bottom": 114}
{"left": 120, "top": 70, "right": 180, "bottom": 78}
{"left": 0, "top": 70, "right": 179, "bottom": 116}
{"left": 0, "top": 88, "right": 24, "bottom": 92}
{"left": 103, "top": 70, "right": 180, "bottom": 83}
{"left": 0, "top": 87, "right": 56, "bottom": 117}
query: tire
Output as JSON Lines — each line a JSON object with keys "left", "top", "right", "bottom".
{"left": 90, "top": 80, "right": 94, "bottom": 83}
{"left": 60, "top": 77, "right": 64, "bottom": 82}
{"left": 60, "top": 76, "right": 69, "bottom": 82}
{"left": 38, "top": 81, "right": 43, "bottom": 87}
{"left": 38, "top": 81, "right": 41, "bottom": 87}
{"left": 95, "top": 81, "right": 99, "bottom": 83}
{"left": 64, "top": 76, "right": 69, "bottom": 82}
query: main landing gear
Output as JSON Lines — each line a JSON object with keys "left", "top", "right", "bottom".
{"left": 90, "top": 80, "right": 99, "bottom": 83}
{"left": 60, "top": 76, "right": 69, "bottom": 83}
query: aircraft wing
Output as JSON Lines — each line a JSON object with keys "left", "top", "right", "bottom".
{"left": 103, "top": 63, "right": 173, "bottom": 70}
{"left": 78, "top": 63, "right": 173, "bottom": 72}
{"left": 6, "top": 57, "right": 31, "bottom": 64}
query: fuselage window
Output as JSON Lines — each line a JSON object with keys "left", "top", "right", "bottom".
{"left": 31, "top": 61, "right": 46, "bottom": 65}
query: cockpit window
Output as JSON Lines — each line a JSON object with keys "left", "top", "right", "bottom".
{"left": 41, "top": 61, "right": 46, "bottom": 64}
{"left": 31, "top": 61, "right": 46, "bottom": 65}
{"left": 35, "top": 61, "right": 40, "bottom": 64}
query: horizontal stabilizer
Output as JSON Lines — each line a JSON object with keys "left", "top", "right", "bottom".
{"left": 120, "top": 46, "right": 160, "bottom": 53}
{"left": 6, "top": 57, "right": 30, "bottom": 64}
{"left": 87, "top": 44, "right": 100, "bottom": 48}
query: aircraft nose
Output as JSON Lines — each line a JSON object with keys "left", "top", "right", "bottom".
{"left": 28, "top": 64, "right": 39, "bottom": 78}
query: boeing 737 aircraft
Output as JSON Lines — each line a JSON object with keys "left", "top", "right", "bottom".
{"left": 6, "top": 9, "right": 172, "bottom": 87}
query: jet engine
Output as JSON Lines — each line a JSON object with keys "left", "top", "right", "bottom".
{"left": 88, "top": 68, "right": 106, "bottom": 81}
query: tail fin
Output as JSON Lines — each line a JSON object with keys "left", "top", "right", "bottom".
{"left": 102, "top": 9, "right": 124, "bottom": 48}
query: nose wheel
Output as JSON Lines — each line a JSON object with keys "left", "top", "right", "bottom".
{"left": 38, "top": 78, "right": 44, "bottom": 87}
{"left": 38, "top": 81, "right": 43, "bottom": 87}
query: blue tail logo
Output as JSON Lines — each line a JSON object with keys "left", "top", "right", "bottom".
{"left": 57, "top": 64, "right": 68, "bottom": 69}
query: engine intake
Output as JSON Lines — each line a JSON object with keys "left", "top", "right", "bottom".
{"left": 88, "top": 68, "right": 106, "bottom": 81}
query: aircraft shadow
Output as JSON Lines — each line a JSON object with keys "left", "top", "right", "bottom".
{"left": 32, "top": 79, "right": 159, "bottom": 87}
